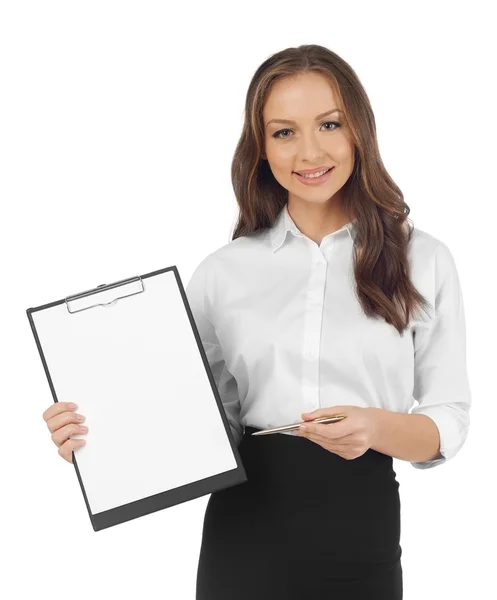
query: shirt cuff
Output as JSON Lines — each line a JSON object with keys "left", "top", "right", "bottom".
{"left": 409, "top": 404, "right": 467, "bottom": 469}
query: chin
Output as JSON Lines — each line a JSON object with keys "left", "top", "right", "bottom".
{"left": 294, "top": 194, "right": 336, "bottom": 205}
{"left": 292, "top": 185, "right": 338, "bottom": 197}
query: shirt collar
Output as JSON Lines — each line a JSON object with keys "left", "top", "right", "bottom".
{"left": 270, "top": 203, "right": 357, "bottom": 253}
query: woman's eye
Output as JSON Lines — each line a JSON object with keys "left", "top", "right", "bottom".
{"left": 273, "top": 128, "right": 292, "bottom": 139}
{"left": 322, "top": 121, "right": 340, "bottom": 131}
{"left": 272, "top": 121, "right": 341, "bottom": 139}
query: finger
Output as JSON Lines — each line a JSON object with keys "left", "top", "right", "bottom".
{"left": 300, "top": 430, "right": 349, "bottom": 449}
{"left": 302, "top": 434, "right": 346, "bottom": 456}
{"left": 51, "top": 421, "right": 88, "bottom": 448}
{"left": 58, "top": 438, "right": 86, "bottom": 463}
{"left": 47, "top": 410, "right": 85, "bottom": 434}
{"left": 302, "top": 407, "right": 350, "bottom": 418}
{"left": 302, "top": 422, "right": 351, "bottom": 439}
{"left": 300, "top": 421, "right": 350, "bottom": 437}
{"left": 304, "top": 433, "right": 366, "bottom": 459}
{"left": 43, "top": 402, "right": 78, "bottom": 423}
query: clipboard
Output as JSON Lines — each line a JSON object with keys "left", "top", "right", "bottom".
{"left": 26, "top": 265, "right": 247, "bottom": 531}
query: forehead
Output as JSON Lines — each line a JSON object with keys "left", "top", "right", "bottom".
{"left": 263, "top": 72, "right": 340, "bottom": 120}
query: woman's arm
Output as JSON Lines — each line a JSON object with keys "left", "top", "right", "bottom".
{"left": 367, "top": 407, "right": 442, "bottom": 463}
{"left": 395, "top": 241, "right": 471, "bottom": 469}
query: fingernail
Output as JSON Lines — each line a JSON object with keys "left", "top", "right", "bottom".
{"left": 69, "top": 403, "right": 78, "bottom": 409}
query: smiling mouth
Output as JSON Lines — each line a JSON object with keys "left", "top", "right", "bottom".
{"left": 293, "top": 165, "right": 333, "bottom": 175}
{"left": 293, "top": 167, "right": 333, "bottom": 179}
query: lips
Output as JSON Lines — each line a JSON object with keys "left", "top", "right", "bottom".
{"left": 294, "top": 167, "right": 332, "bottom": 176}
{"left": 293, "top": 167, "right": 334, "bottom": 185}
{"left": 294, "top": 166, "right": 332, "bottom": 175}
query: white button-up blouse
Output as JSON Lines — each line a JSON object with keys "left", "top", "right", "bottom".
{"left": 185, "top": 203, "right": 471, "bottom": 469}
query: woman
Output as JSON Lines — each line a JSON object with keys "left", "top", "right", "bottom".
{"left": 42, "top": 45, "right": 471, "bottom": 599}
{"left": 189, "top": 45, "right": 471, "bottom": 599}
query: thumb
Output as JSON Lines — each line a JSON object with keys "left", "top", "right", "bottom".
{"left": 301, "top": 411, "right": 317, "bottom": 420}
{"left": 302, "top": 406, "right": 350, "bottom": 420}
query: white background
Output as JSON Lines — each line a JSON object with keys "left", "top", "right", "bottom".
{"left": 2, "top": 1, "right": 495, "bottom": 598}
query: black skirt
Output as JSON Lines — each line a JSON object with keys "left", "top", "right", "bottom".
{"left": 196, "top": 425, "right": 403, "bottom": 599}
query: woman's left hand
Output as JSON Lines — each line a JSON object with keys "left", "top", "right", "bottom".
{"left": 298, "top": 406, "right": 380, "bottom": 460}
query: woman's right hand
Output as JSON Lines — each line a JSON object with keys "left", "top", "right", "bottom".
{"left": 42, "top": 402, "right": 88, "bottom": 463}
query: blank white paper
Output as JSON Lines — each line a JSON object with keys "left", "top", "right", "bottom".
{"left": 31, "top": 270, "right": 238, "bottom": 515}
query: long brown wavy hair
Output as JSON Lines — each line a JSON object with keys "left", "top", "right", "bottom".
{"left": 230, "top": 44, "right": 430, "bottom": 335}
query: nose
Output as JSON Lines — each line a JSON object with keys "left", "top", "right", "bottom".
{"left": 298, "top": 132, "right": 326, "bottom": 163}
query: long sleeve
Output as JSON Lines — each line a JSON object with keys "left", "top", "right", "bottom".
{"left": 409, "top": 241, "right": 472, "bottom": 469}
{"left": 185, "top": 257, "right": 243, "bottom": 447}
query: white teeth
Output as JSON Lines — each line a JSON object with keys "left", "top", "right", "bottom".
{"left": 297, "top": 168, "right": 330, "bottom": 178}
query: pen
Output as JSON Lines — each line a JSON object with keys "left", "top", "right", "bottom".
{"left": 250, "top": 414, "right": 348, "bottom": 436}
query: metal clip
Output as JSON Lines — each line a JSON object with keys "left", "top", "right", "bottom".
{"left": 65, "top": 276, "right": 145, "bottom": 314}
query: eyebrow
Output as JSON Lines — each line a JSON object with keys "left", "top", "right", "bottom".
{"left": 265, "top": 108, "right": 343, "bottom": 127}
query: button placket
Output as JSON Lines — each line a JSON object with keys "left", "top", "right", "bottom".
{"left": 302, "top": 249, "right": 327, "bottom": 412}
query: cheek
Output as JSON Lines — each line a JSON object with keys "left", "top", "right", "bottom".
{"left": 330, "top": 149, "right": 354, "bottom": 183}
{"left": 336, "top": 139, "right": 355, "bottom": 166}
{"left": 266, "top": 137, "right": 294, "bottom": 162}
{"left": 266, "top": 155, "right": 296, "bottom": 186}
{"left": 268, "top": 165, "right": 294, "bottom": 189}
{"left": 324, "top": 136, "right": 354, "bottom": 162}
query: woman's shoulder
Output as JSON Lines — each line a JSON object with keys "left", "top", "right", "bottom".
{"left": 408, "top": 224, "right": 457, "bottom": 272}
{"left": 202, "top": 229, "right": 268, "bottom": 270}
{"left": 408, "top": 223, "right": 443, "bottom": 254}
{"left": 407, "top": 224, "right": 462, "bottom": 323}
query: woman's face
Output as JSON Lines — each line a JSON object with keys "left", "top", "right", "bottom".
{"left": 263, "top": 72, "right": 355, "bottom": 207}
